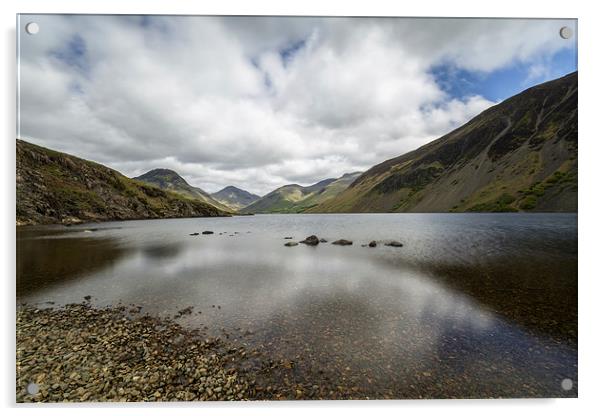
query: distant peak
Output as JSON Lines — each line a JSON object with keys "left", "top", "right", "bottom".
{"left": 341, "top": 171, "right": 362, "bottom": 178}
{"left": 134, "top": 168, "right": 191, "bottom": 187}
{"left": 142, "top": 168, "right": 179, "bottom": 176}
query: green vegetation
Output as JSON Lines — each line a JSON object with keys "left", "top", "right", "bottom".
{"left": 515, "top": 169, "right": 577, "bottom": 210}
{"left": 242, "top": 173, "right": 362, "bottom": 214}
{"left": 135, "top": 169, "right": 231, "bottom": 212}
{"left": 519, "top": 195, "right": 538, "bottom": 210}
{"left": 468, "top": 193, "right": 518, "bottom": 212}
{"left": 210, "top": 186, "right": 260, "bottom": 211}
{"left": 16, "top": 140, "right": 227, "bottom": 225}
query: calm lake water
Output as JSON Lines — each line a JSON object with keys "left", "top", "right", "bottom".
{"left": 17, "top": 213, "right": 577, "bottom": 398}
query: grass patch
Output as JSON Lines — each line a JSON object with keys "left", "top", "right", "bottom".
{"left": 468, "top": 193, "right": 518, "bottom": 212}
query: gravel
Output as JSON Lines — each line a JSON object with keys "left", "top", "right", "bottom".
{"left": 16, "top": 304, "right": 294, "bottom": 402}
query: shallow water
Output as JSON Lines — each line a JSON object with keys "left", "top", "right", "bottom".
{"left": 17, "top": 213, "right": 577, "bottom": 398}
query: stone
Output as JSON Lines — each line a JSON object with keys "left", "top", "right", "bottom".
{"left": 368, "top": 241, "right": 377, "bottom": 247}
{"left": 284, "top": 242, "right": 298, "bottom": 247}
{"left": 385, "top": 240, "right": 403, "bottom": 247}
{"left": 332, "top": 239, "right": 353, "bottom": 246}
{"left": 189, "top": 232, "right": 199, "bottom": 236}
{"left": 299, "top": 235, "right": 320, "bottom": 246}
{"left": 202, "top": 231, "right": 214, "bottom": 235}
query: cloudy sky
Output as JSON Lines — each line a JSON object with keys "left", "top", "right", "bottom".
{"left": 18, "top": 15, "right": 577, "bottom": 195}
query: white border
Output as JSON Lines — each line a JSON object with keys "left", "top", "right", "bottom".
{"left": 2, "top": 1, "right": 601, "bottom": 415}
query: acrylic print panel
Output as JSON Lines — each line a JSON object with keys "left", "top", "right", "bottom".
{"left": 16, "top": 15, "right": 577, "bottom": 402}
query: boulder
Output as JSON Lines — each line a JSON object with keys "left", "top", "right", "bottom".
{"left": 202, "top": 231, "right": 214, "bottom": 235}
{"left": 385, "top": 240, "right": 403, "bottom": 247}
{"left": 189, "top": 232, "right": 199, "bottom": 236}
{"left": 368, "top": 241, "right": 377, "bottom": 247}
{"left": 284, "top": 242, "right": 299, "bottom": 247}
{"left": 284, "top": 237, "right": 293, "bottom": 239}
{"left": 319, "top": 238, "right": 328, "bottom": 243}
{"left": 332, "top": 239, "right": 353, "bottom": 246}
{"left": 300, "top": 235, "right": 320, "bottom": 246}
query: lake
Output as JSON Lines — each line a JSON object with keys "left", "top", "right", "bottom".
{"left": 16, "top": 213, "right": 578, "bottom": 398}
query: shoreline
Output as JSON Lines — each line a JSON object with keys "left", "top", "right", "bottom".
{"left": 17, "top": 303, "right": 282, "bottom": 402}
{"left": 17, "top": 302, "right": 577, "bottom": 402}
{"left": 16, "top": 211, "right": 578, "bottom": 227}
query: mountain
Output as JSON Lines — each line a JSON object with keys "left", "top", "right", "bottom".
{"left": 134, "top": 169, "right": 231, "bottom": 212}
{"left": 240, "top": 172, "right": 363, "bottom": 214}
{"left": 16, "top": 140, "right": 228, "bottom": 226}
{"left": 211, "top": 186, "right": 260, "bottom": 211}
{"left": 310, "top": 72, "right": 577, "bottom": 213}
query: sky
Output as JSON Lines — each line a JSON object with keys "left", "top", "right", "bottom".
{"left": 18, "top": 16, "right": 577, "bottom": 196}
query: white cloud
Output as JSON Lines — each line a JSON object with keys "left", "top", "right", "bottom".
{"left": 18, "top": 16, "right": 576, "bottom": 195}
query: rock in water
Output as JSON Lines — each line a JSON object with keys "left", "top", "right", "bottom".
{"left": 385, "top": 240, "right": 403, "bottom": 247}
{"left": 189, "top": 232, "right": 199, "bottom": 236}
{"left": 319, "top": 238, "right": 328, "bottom": 243}
{"left": 202, "top": 231, "right": 214, "bottom": 235}
{"left": 300, "top": 235, "right": 320, "bottom": 246}
{"left": 368, "top": 241, "right": 377, "bottom": 247}
{"left": 284, "top": 237, "right": 293, "bottom": 239}
{"left": 332, "top": 239, "right": 353, "bottom": 246}
{"left": 284, "top": 242, "right": 299, "bottom": 247}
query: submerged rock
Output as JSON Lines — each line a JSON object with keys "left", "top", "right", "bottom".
{"left": 332, "top": 239, "right": 353, "bottom": 246}
{"left": 284, "top": 237, "right": 293, "bottom": 240}
{"left": 175, "top": 306, "right": 194, "bottom": 318}
{"left": 368, "top": 241, "right": 377, "bottom": 248}
{"left": 189, "top": 232, "right": 199, "bottom": 236}
{"left": 300, "top": 235, "right": 320, "bottom": 246}
{"left": 319, "top": 238, "right": 328, "bottom": 243}
{"left": 16, "top": 304, "right": 252, "bottom": 402}
{"left": 385, "top": 240, "right": 403, "bottom": 247}
{"left": 202, "top": 231, "right": 214, "bottom": 235}
{"left": 284, "top": 242, "right": 299, "bottom": 247}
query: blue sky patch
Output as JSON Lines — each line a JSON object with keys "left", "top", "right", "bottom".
{"left": 430, "top": 46, "right": 577, "bottom": 103}
{"left": 49, "top": 34, "right": 90, "bottom": 75}
{"left": 279, "top": 38, "right": 306, "bottom": 67}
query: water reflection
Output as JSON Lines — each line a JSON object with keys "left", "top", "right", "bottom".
{"left": 17, "top": 232, "right": 129, "bottom": 298}
{"left": 16, "top": 214, "right": 577, "bottom": 397}
{"left": 141, "top": 242, "right": 185, "bottom": 261}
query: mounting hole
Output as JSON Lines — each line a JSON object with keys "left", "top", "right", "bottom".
{"left": 25, "top": 22, "right": 39, "bottom": 35}
{"left": 27, "top": 382, "right": 39, "bottom": 395}
{"left": 561, "top": 378, "right": 573, "bottom": 391}
{"left": 559, "top": 26, "right": 573, "bottom": 40}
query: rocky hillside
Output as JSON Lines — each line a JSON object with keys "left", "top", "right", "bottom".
{"left": 312, "top": 72, "right": 577, "bottom": 213}
{"left": 211, "top": 186, "right": 260, "bottom": 211}
{"left": 16, "top": 140, "right": 228, "bottom": 226}
{"left": 240, "top": 172, "right": 362, "bottom": 214}
{"left": 135, "top": 168, "right": 231, "bottom": 212}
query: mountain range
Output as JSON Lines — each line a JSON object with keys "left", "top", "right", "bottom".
{"left": 239, "top": 172, "right": 362, "bottom": 214}
{"left": 16, "top": 73, "right": 577, "bottom": 225}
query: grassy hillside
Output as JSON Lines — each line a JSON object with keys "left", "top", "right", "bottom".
{"left": 135, "top": 169, "right": 232, "bottom": 212}
{"left": 240, "top": 172, "right": 362, "bottom": 214}
{"left": 313, "top": 72, "right": 577, "bottom": 213}
{"left": 16, "top": 140, "right": 228, "bottom": 225}
{"left": 211, "top": 186, "right": 260, "bottom": 211}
